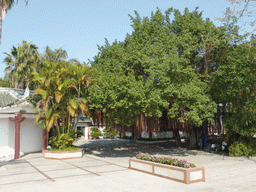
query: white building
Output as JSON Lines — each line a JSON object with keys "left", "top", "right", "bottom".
{"left": 0, "top": 87, "right": 43, "bottom": 159}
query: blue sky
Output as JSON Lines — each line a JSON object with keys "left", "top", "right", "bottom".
{"left": 0, "top": 0, "right": 232, "bottom": 77}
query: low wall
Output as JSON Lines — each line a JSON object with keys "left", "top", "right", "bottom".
{"left": 129, "top": 158, "right": 205, "bottom": 184}
{"left": 44, "top": 149, "right": 84, "bottom": 159}
{"left": 134, "top": 131, "right": 187, "bottom": 139}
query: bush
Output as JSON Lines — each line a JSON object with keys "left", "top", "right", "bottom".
{"left": 90, "top": 127, "right": 103, "bottom": 139}
{"left": 229, "top": 138, "right": 256, "bottom": 157}
{"left": 229, "top": 141, "right": 250, "bottom": 157}
{"left": 50, "top": 146, "right": 78, "bottom": 151}
{"left": 121, "top": 136, "right": 132, "bottom": 140}
{"left": 103, "top": 127, "right": 117, "bottom": 139}
{"left": 49, "top": 133, "right": 75, "bottom": 150}
{"left": 67, "top": 129, "right": 84, "bottom": 139}
{"left": 76, "top": 129, "right": 83, "bottom": 138}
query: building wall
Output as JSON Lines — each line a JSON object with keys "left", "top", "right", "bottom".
{"left": 9, "top": 118, "right": 43, "bottom": 153}
{"left": 0, "top": 118, "right": 9, "bottom": 148}
{"left": 21, "top": 118, "right": 42, "bottom": 153}
{"left": 8, "top": 120, "right": 14, "bottom": 149}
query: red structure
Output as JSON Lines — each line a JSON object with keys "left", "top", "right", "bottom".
{"left": 206, "top": 117, "right": 225, "bottom": 139}
{"left": 9, "top": 112, "right": 26, "bottom": 159}
{"left": 42, "top": 129, "right": 47, "bottom": 155}
{"left": 87, "top": 122, "right": 90, "bottom": 139}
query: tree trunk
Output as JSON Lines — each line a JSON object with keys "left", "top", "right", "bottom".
{"left": 173, "top": 129, "right": 181, "bottom": 146}
{"left": 135, "top": 115, "right": 140, "bottom": 138}
{"left": 123, "top": 125, "right": 126, "bottom": 137}
{"left": 140, "top": 113, "right": 144, "bottom": 133}
{"left": 189, "top": 127, "right": 197, "bottom": 149}
{"left": 131, "top": 125, "right": 135, "bottom": 140}
{"left": 73, "top": 112, "right": 81, "bottom": 132}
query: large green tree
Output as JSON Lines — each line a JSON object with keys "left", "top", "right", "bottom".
{"left": 89, "top": 8, "right": 217, "bottom": 148}
{"left": 212, "top": 41, "right": 256, "bottom": 156}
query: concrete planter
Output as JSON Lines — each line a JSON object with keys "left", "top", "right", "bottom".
{"left": 129, "top": 158, "right": 205, "bottom": 184}
{"left": 44, "top": 149, "right": 84, "bottom": 160}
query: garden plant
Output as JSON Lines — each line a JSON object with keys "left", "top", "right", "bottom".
{"left": 90, "top": 127, "right": 103, "bottom": 139}
{"left": 136, "top": 153, "right": 196, "bottom": 168}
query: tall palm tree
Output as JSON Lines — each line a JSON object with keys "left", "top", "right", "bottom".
{"left": 0, "top": 0, "right": 28, "bottom": 44}
{"left": 43, "top": 46, "right": 68, "bottom": 62}
{"left": 3, "top": 40, "right": 41, "bottom": 88}
{"left": 31, "top": 60, "right": 94, "bottom": 136}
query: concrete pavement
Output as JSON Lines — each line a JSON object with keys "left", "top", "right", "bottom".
{"left": 0, "top": 139, "right": 255, "bottom": 192}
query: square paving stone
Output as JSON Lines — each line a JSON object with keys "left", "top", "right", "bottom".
{"left": 0, "top": 172, "right": 46, "bottom": 185}
{"left": 34, "top": 164, "right": 76, "bottom": 172}
{"left": 44, "top": 168, "right": 91, "bottom": 178}
{"left": 85, "top": 164, "right": 127, "bottom": 173}
{"left": 69, "top": 160, "right": 109, "bottom": 168}
{"left": 0, "top": 167, "right": 36, "bottom": 176}
{"left": 53, "top": 173, "right": 98, "bottom": 181}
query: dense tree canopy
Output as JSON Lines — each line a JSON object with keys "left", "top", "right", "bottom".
{"left": 212, "top": 41, "right": 256, "bottom": 155}
{"left": 88, "top": 8, "right": 220, "bottom": 147}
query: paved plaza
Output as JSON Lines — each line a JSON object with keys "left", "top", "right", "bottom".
{"left": 0, "top": 139, "right": 255, "bottom": 192}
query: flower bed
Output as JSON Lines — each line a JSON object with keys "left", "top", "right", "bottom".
{"left": 44, "top": 148, "right": 84, "bottom": 160}
{"left": 136, "top": 153, "right": 196, "bottom": 168}
{"left": 129, "top": 153, "right": 205, "bottom": 184}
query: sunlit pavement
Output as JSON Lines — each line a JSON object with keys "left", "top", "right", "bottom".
{"left": 0, "top": 139, "right": 255, "bottom": 192}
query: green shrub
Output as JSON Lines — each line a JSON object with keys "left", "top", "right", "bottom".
{"left": 90, "top": 127, "right": 103, "bottom": 139}
{"left": 103, "top": 127, "right": 117, "bottom": 139}
{"left": 50, "top": 146, "right": 78, "bottom": 151}
{"left": 228, "top": 137, "right": 256, "bottom": 157}
{"left": 67, "top": 129, "right": 84, "bottom": 139}
{"left": 121, "top": 136, "right": 132, "bottom": 139}
{"left": 76, "top": 129, "right": 83, "bottom": 138}
{"left": 49, "top": 133, "right": 75, "bottom": 150}
{"left": 229, "top": 141, "right": 251, "bottom": 157}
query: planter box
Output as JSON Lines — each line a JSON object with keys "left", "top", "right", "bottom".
{"left": 129, "top": 158, "right": 205, "bottom": 184}
{"left": 44, "top": 149, "right": 84, "bottom": 160}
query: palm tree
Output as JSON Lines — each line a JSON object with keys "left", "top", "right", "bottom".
{"left": 43, "top": 46, "right": 68, "bottom": 62}
{"left": 32, "top": 63, "right": 61, "bottom": 134}
{"left": 0, "top": 0, "right": 28, "bottom": 44}
{"left": 31, "top": 60, "right": 94, "bottom": 136}
{"left": 3, "top": 40, "right": 41, "bottom": 88}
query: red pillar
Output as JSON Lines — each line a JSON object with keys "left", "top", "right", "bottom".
{"left": 42, "top": 129, "right": 47, "bottom": 154}
{"left": 9, "top": 112, "right": 25, "bottom": 159}
{"left": 87, "top": 122, "right": 90, "bottom": 139}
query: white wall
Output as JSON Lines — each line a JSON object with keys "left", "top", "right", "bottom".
{"left": 8, "top": 120, "right": 15, "bottom": 149}
{"left": 9, "top": 118, "right": 43, "bottom": 153}
{"left": 83, "top": 126, "right": 88, "bottom": 139}
{"left": 20, "top": 118, "right": 42, "bottom": 153}
{"left": 140, "top": 131, "right": 186, "bottom": 139}
{"left": 0, "top": 118, "right": 9, "bottom": 148}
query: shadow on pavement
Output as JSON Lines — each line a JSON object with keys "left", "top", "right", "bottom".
{"left": 74, "top": 139, "right": 214, "bottom": 159}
